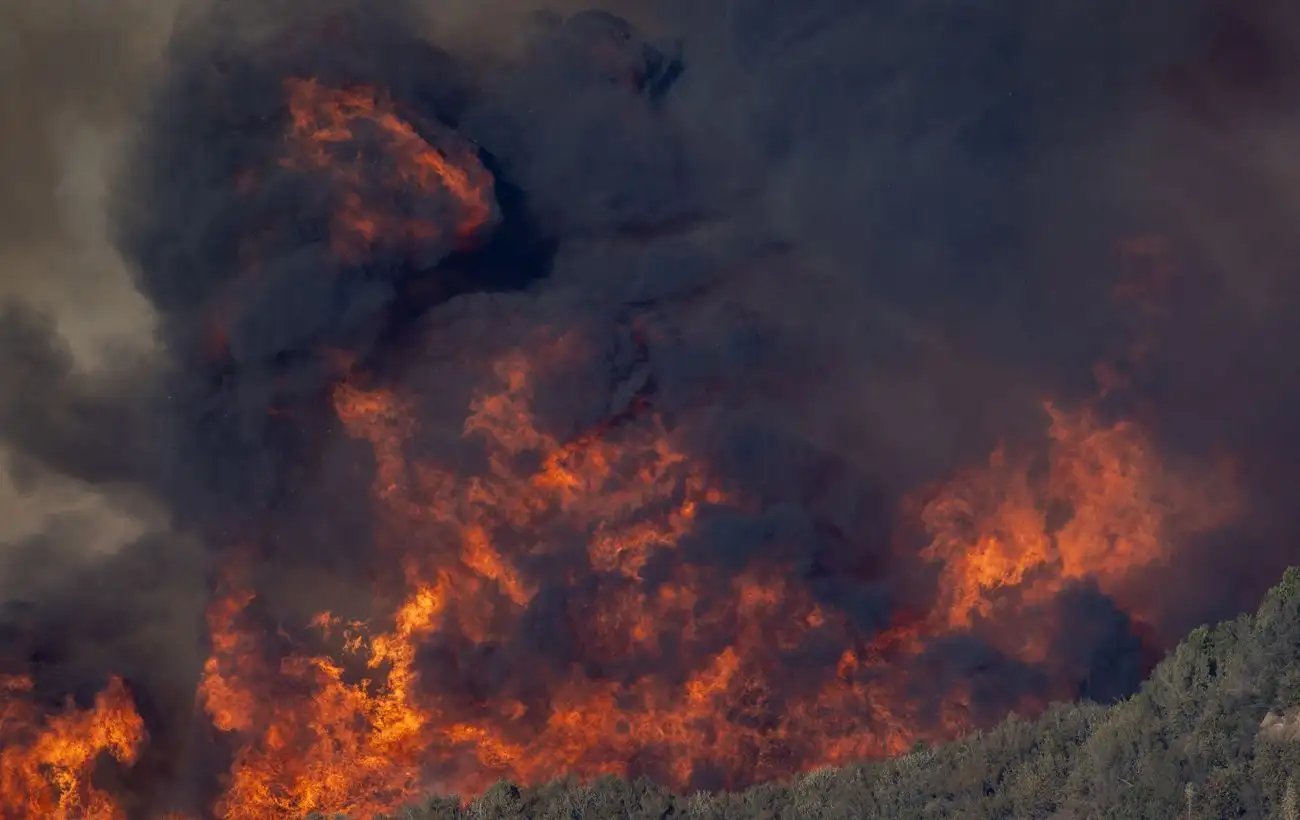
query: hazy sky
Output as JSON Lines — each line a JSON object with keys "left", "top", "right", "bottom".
{"left": 0, "top": 0, "right": 183, "bottom": 557}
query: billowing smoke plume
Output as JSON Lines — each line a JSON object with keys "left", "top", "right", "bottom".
{"left": 0, "top": 0, "right": 179, "bottom": 590}
{"left": 3, "top": 0, "right": 1300, "bottom": 815}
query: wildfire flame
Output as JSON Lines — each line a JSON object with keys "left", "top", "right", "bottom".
{"left": 1, "top": 323, "right": 1240, "bottom": 818}
{"left": 183, "top": 311, "right": 1235, "bottom": 814}
{"left": 916, "top": 401, "right": 1239, "bottom": 666}
{"left": 0, "top": 65, "right": 1245, "bottom": 816}
{"left": 0, "top": 675, "right": 144, "bottom": 820}
{"left": 204, "top": 78, "right": 496, "bottom": 360}
{"left": 280, "top": 78, "right": 495, "bottom": 260}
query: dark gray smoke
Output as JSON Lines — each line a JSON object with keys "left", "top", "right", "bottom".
{"left": 4, "top": 0, "right": 1300, "bottom": 811}
{"left": 0, "top": 0, "right": 176, "bottom": 593}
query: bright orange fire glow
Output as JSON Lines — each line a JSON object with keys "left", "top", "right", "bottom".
{"left": 915, "top": 401, "right": 1239, "bottom": 665}
{"left": 1, "top": 59, "right": 1243, "bottom": 814}
{"left": 203, "top": 78, "right": 496, "bottom": 363}
{"left": 174, "top": 304, "right": 1237, "bottom": 815}
{"left": 281, "top": 78, "right": 495, "bottom": 261}
{"left": 0, "top": 675, "right": 144, "bottom": 820}
{"left": 9, "top": 297, "right": 1239, "bottom": 817}
{"left": 196, "top": 570, "right": 444, "bottom": 819}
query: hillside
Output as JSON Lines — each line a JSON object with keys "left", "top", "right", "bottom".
{"left": 371, "top": 568, "right": 1300, "bottom": 819}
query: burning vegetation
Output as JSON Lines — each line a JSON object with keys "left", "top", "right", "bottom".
{"left": 4, "top": 288, "right": 1234, "bottom": 817}
{"left": 1, "top": 0, "right": 1298, "bottom": 818}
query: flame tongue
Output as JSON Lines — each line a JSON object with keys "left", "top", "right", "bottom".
{"left": 197, "top": 576, "right": 438, "bottom": 820}
{"left": 0, "top": 17, "right": 1252, "bottom": 812}
{"left": 185, "top": 311, "right": 1238, "bottom": 814}
{"left": 3, "top": 283, "right": 1243, "bottom": 816}
{"left": 916, "top": 400, "right": 1239, "bottom": 669}
{"left": 0, "top": 675, "right": 145, "bottom": 820}
{"left": 203, "top": 77, "right": 498, "bottom": 366}
{"left": 280, "top": 78, "right": 495, "bottom": 262}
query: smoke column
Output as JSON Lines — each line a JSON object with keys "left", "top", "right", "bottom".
{"left": 2, "top": 0, "right": 1300, "bottom": 816}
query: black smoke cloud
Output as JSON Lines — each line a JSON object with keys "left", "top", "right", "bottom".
{"left": 4, "top": 0, "right": 1300, "bottom": 806}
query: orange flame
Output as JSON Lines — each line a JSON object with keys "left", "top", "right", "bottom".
{"left": 4, "top": 102, "right": 1244, "bottom": 817}
{"left": 5, "top": 329, "right": 1241, "bottom": 816}
{"left": 0, "top": 675, "right": 145, "bottom": 820}
{"left": 203, "top": 78, "right": 496, "bottom": 363}
{"left": 197, "top": 573, "right": 445, "bottom": 819}
{"left": 281, "top": 78, "right": 495, "bottom": 261}
{"left": 187, "top": 315, "right": 1242, "bottom": 816}
{"left": 915, "top": 401, "right": 1239, "bottom": 664}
